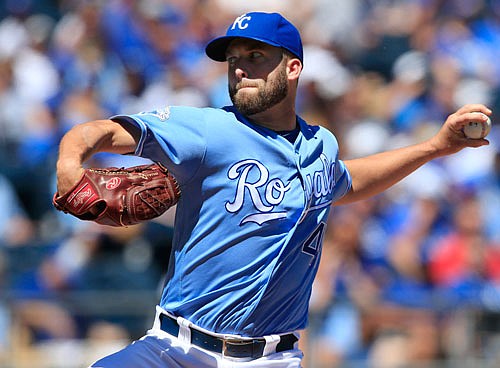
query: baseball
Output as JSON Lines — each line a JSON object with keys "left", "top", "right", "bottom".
{"left": 463, "top": 113, "right": 492, "bottom": 139}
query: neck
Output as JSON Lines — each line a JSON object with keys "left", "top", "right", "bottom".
{"left": 246, "top": 95, "right": 297, "bottom": 132}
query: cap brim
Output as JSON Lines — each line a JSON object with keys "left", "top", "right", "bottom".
{"left": 205, "top": 36, "right": 237, "bottom": 62}
{"left": 205, "top": 36, "right": 283, "bottom": 62}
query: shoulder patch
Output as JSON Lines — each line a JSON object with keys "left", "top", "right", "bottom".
{"left": 140, "top": 106, "right": 171, "bottom": 121}
{"left": 154, "top": 106, "right": 171, "bottom": 121}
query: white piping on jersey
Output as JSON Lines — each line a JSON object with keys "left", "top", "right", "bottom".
{"left": 298, "top": 199, "right": 333, "bottom": 224}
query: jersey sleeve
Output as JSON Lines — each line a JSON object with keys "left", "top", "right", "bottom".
{"left": 320, "top": 125, "right": 352, "bottom": 203}
{"left": 111, "top": 106, "right": 208, "bottom": 184}
{"left": 333, "top": 158, "right": 352, "bottom": 202}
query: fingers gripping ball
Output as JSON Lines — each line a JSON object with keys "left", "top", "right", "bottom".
{"left": 463, "top": 113, "right": 492, "bottom": 139}
{"left": 53, "top": 164, "right": 181, "bottom": 226}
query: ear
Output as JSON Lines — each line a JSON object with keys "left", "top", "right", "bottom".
{"left": 287, "top": 58, "right": 302, "bottom": 81}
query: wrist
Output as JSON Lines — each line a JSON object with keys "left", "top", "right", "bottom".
{"left": 423, "top": 137, "right": 447, "bottom": 159}
{"left": 57, "top": 157, "right": 83, "bottom": 172}
{"left": 56, "top": 158, "right": 85, "bottom": 195}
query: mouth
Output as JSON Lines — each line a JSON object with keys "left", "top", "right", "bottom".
{"left": 237, "top": 83, "right": 258, "bottom": 90}
{"left": 236, "top": 78, "right": 260, "bottom": 90}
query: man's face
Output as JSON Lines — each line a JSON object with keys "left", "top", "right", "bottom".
{"left": 226, "top": 39, "right": 289, "bottom": 116}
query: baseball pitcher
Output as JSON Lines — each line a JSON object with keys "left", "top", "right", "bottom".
{"left": 54, "top": 12, "right": 491, "bottom": 368}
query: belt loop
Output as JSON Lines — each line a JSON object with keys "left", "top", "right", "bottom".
{"left": 177, "top": 316, "right": 191, "bottom": 344}
{"left": 263, "top": 334, "right": 280, "bottom": 356}
{"left": 152, "top": 306, "right": 163, "bottom": 331}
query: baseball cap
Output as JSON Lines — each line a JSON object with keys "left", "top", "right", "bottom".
{"left": 205, "top": 12, "right": 303, "bottom": 63}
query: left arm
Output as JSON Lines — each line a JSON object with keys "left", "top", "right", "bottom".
{"left": 335, "top": 104, "right": 491, "bottom": 205}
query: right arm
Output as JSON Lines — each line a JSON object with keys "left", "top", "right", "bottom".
{"left": 56, "top": 119, "right": 140, "bottom": 195}
{"left": 335, "top": 104, "right": 491, "bottom": 205}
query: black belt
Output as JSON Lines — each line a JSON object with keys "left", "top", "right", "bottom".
{"left": 159, "top": 313, "right": 298, "bottom": 359}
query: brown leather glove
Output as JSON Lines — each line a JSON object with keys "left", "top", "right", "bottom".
{"left": 53, "top": 163, "right": 180, "bottom": 226}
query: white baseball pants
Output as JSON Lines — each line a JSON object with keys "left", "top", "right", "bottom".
{"left": 89, "top": 307, "right": 303, "bottom": 368}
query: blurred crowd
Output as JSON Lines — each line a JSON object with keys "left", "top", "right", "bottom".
{"left": 0, "top": 0, "right": 500, "bottom": 367}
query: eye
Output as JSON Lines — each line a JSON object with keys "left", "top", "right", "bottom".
{"left": 226, "top": 56, "right": 237, "bottom": 65}
{"left": 249, "top": 51, "right": 263, "bottom": 60}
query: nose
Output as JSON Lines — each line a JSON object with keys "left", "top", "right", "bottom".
{"left": 234, "top": 66, "right": 248, "bottom": 80}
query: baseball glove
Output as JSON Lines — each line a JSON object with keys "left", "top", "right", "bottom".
{"left": 53, "top": 163, "right": 180, "bottom": 227}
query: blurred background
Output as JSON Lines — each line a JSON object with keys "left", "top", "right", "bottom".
{"left": 0, "top": 0, "right": 500, "bottom": 367}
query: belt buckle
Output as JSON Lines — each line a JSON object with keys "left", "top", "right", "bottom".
{"left": 221, "top": 336, "right": 240, "bottom": 356}
{"left": 222, "top": 336, "right": 256, "bottom": 359}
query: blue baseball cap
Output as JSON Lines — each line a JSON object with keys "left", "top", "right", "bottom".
{"left": 205, "top": 12, "right": 303, "bottom": 63}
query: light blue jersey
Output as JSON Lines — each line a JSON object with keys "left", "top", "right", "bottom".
{"left": 112, "top": 105, "right": 351, "bottom": 337}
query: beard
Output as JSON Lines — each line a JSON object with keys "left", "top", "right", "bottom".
{"left": 229, "top": 64, "right": 288, "bottom": 116}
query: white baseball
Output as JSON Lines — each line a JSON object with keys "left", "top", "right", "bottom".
{"left": 463, "top": 113, "right": 492, "bottom": 139}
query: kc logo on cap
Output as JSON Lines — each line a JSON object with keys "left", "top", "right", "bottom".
{"left": 205, "top": 12, "right": 303, "bottom": 63}
{"left": 231, "top": 14, "right": 252, "bottom": 30}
